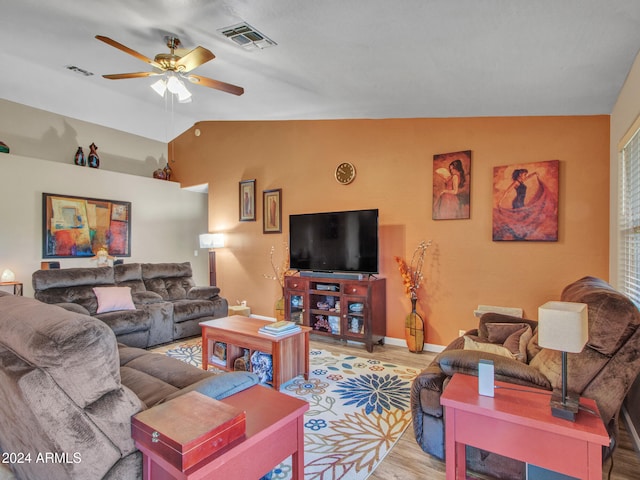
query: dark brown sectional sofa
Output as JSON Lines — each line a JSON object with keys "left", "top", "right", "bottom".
{"left": 0, "top": 291, "right": 257, "bottom": 479}
{"left": 32, "top": 262, "right": 227, "bottom": 348}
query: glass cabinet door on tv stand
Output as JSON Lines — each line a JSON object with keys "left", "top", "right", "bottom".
{"left": 284, "top": 275, "right": 386, "bottom": 352}
{"left": 285, "top": 277, "right": 307, "bottom": 325}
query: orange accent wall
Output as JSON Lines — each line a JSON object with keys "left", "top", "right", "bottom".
{"left": 171, "top": 116, "right": 609, "bottom": 346}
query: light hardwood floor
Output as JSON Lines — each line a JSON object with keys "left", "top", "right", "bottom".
{"left": 311, "top": 337, "right": 640, "bottom": 480}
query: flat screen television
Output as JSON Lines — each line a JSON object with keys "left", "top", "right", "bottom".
{"left": 289, "top": 208, "right": 379, "bottom": 274}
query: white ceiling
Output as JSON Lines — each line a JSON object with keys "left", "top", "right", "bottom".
{"left": 3, "top": 0, "right": 640, "bottom": 143}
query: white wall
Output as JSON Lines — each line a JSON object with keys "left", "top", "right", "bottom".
{"left": 610, "top": 48, "right": 640, "bottom": 287}
{"left": 0, "top": 153, "right": 209, "bottom": 297}
{"left": 0, "top": 99, "right": 167, "bottom": 178}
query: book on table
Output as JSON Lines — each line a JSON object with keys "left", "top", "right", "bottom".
{"left": 259, "top": 324, "right": 302, "bottom": 336}
{"left": 263, "top": 320, "right": 298, "bottom": 332}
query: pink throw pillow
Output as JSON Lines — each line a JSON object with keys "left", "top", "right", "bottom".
{"left": 93, "top": 286, "right": 136, "bottom": 314}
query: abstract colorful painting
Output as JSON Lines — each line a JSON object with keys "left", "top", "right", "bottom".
{"left": 42, "top": 193, "right": 131, "bottom": 258}
{"left": 492, "top": 160, "right": 559, "bottom": 241}
{"left": 432, "top": 150, "right": 471, "bottom": 220}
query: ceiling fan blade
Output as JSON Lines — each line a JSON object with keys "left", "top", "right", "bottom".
{"left": 102, "top": 72, "right": 160, "bottom": 80}
{"left": 188, "top": 74, "right": 244, "bottom": 96}
{"left": 95, "top": 35, "right": 164, "bottom": 70}
{"left": 175, "top": 46, "right": 215, "bottom": 73}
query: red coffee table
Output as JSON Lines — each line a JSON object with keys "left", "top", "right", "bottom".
{"left": 201, "top": 315, "right": 311, "bottom": 390}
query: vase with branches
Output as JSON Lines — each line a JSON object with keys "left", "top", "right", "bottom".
{"left": 395, "top": 240, "right": 432, "bottom": 352}
{"left": 264, "top": 243, "right": 292, "bottom": 320}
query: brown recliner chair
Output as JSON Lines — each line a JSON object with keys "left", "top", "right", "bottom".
{"left": 410, "top": 276, "right": 640, "bottom": 480}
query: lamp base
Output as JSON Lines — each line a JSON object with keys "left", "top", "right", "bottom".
{"left": 550, "top": 390, "right": 580, "bottom": 422}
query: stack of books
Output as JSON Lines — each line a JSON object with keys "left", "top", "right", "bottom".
{"left": 258, "top": 320, "right": 302, "bottom": 337}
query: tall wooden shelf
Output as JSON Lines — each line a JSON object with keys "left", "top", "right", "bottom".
{"left": 284, "top": 274, "right": 386, "bottom": 352}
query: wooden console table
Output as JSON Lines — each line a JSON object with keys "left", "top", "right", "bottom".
{"left": 284, "top": 275, "right": 386, "bottom": 352}
{"left": 133, "top": 385, "right": 309, "bottom": 480}
{"left": 200, "top": 315, "right": 310, "bottom": 390}
{"left": 440, "top": 374, "right": 609, "bottom": 480}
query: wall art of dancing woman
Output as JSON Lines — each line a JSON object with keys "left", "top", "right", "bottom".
{"left": 432, "top": 150, "right": 471, "bottom": 220}
{"left": 492, "top": 160, "right": 559, "bottom": 241}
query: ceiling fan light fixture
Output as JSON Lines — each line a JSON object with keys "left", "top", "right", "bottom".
{"left": 166, "top": 74, "right": 182, "bottom": 94}
{"left": 96, "top": 35, "right": 242, "bottom": 98}
{"left": 154, "top": 73, "right": 192, "bottom": 103}
{"left": 150, "top": 78, "right": 167, "bottom": 97}
{"left": 177, "top": 86, "right": 192, "bottom": 103}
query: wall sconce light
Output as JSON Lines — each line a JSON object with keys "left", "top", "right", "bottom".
{"left": 537, "top": 301, "right": 589, "bottom": 421}
{"left": 199, "top": 233, "right": 225, "bottom": 286}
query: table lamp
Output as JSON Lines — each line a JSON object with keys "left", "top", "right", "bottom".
{"left": 1, "top": 269, "right": 15, "bottom": 283}
{"left": 537, "top": 301, "right": 588, "bottom": 421}
{"left": 199, "top": 233, "right": 225, "bottom": 249}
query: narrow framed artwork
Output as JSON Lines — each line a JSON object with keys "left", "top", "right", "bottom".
{"left": 263, "top": 189, "right": 282, "bottom": 234}
{"left": 239, "top": 179, "right": 256, "bottom": 221}
{"left": 432, "top": 150, "right": 471, "bottom": 220}
{"left": 492, "top": 159, "right": 559, "bottom": 241}
{"left": 42, "top": 193, "right": 131, "bottom": 258}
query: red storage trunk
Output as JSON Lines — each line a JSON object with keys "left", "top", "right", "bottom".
{"left": 131, "top": 391, "right": 246, "bottom": 472}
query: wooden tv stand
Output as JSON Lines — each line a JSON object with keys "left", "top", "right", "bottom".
{"left": 284, "top": 274, "right": 386, "bottom": 352}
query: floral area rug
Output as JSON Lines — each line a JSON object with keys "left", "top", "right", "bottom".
{"left": 154, "top": 338, "right": 419, "bottom": 480}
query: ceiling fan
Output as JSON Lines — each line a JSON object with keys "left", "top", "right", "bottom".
{"left": 95, "top": 35, "right": 244, "bottom": 97}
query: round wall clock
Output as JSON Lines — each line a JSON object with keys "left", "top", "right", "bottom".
{"left": 335, "top": 162, "right": 356, "bottom": 185}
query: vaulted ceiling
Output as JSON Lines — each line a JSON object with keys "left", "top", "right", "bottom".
{"left": 3, "top": 1, "right": 640, "bottom": 142}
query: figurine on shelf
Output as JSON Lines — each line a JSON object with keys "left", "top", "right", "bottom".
{"left": 152, "top": 169, "right": 166, "bottom": 180}
{"left": 87, "top": 143, "right": 99, "bottom": 168}
{"left": 163, "top": 162, "right": 173, "bottom": 181}
{"left": 74, "top": 147, "right": 85, "bottom": 166}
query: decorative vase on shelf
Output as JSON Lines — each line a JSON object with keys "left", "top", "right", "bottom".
{"left": 152, "top": 169, "right": 166, "bottom": 180}
{"left": 405, "top": 297, "right": 425, "bottom": 353}
{"left": 74, "top": 147, "right": 85, "bottom": 166}
{"left": 87, "top": 142, "right": 99, "bottom": 168}
{"left": 274, "top": 296, "right": 285, "bottom": 321}
{"left": 163, "top": 162, "right": 172, "bottom": 181}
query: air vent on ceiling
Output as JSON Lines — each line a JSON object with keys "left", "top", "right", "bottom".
{"left": 218, "top": 22, "right": 276, "bottom": 50}
{"left": 65, "top": 65, "right": 94, "bottom": 76}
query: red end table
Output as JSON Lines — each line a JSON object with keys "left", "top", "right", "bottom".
{"left": 134, "top": 385, "right": 308, "bottom": 479}
{"left": 440, "top": 373, "right": 609, "bottom": 480}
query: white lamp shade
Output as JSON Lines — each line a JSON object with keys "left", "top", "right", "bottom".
{"left": 1, "top": 269, "right": 15, "bottom": 282}
{"left": 150, "top": 78, "right": 167, "bottom": 97}
{"left": 151, "top": 75, "right": 191, "bottom": 102}
{"left": 538, "top": 301, "right": 588, "bottom": 353}
{"left": 199, "top": 233, "right": 225, "bottom": 249}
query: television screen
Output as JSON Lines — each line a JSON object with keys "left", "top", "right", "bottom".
{"left": 289, "top": 209, "right": 379, "bottom": 274}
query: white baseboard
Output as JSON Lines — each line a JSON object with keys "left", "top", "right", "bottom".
{"left": 383, "top": 335, "right": 445, "bottom": 353}
{"left": 250, "top": 314, "right": 277, "bottom": 321}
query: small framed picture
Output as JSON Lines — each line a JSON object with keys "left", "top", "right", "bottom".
{"left": 239, "top": 179, "right": 256, "bottom": 221}
{"left": 263, "top": 189, "right": 282, "bottom": 234}
{"left": 432, "top": 150, "right": 471, "bottom": 220}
